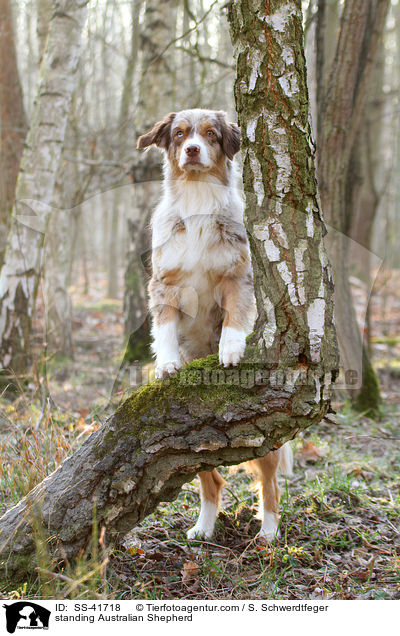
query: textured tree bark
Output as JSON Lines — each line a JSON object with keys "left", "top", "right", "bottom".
{"left": 344, "top": 51, "right": 385, "bottom": 409}
{"left": 123, "top": 0, "right": 178, "bottom": 362}
{"left": 43, "top": 203, "right": 74, "bottom": 359}
{"left": 315, "top": 0, "right": 339, "bottom": 142}
{"left": 347, "top": 51, "right": 385, "bottom": 276}
{"left": 36, "top": 0, "right": 52, "bottom": 62}
{"left": 0, "top": 0, "right": 27, "bottom": 264}
{"left": 39, "top": 0, "right": 75, "bottom": 359}
{"left": 0, "top": 365, "right": 327, "bottom": 582}
{"left": 228, "top": 0, "right": 338, "bottom": 375}
{"left": 123, "top": 216, "right": 152, "bottom": 363}
{"left": 317, "top": 0, "right": 389, "bottom": 411}
{"left": 106, "top": 0, "right": 141, "bottom": 299}
{"left": 0, "top": 0, "right": 88, "bottom": 378}
{"left": 0, "top": 0, "right": 338, "bottom": 582}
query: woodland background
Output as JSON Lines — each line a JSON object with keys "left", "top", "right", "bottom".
{"left": 0, "top": 0, "right": 399, "bottom": 600}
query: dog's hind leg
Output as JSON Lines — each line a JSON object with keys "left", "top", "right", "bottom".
{"left": 252, "top": 451, "right": 282, "bottom": 542}
{"left": 187, "top": 469, "right": 226, "bottom": 539}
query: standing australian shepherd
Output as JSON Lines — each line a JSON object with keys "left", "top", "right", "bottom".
{"left": 137, "top": 109, "right": 292, "bottom": 541}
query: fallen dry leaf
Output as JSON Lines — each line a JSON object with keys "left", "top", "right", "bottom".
{"left": 181, "top": 560, "right": 200, "bottom": 584}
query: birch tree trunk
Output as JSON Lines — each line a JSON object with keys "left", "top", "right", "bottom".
{"left": 228, "top": 0, "right": 338, "bottom": 377}
{"left": 123, "top": 0, "right": 178, "bottom": 362}
{"left": 315, "top": 0, "right": 339, "bottom": 142}
{"left": 0, "top": 0, "right": 88, "bottom": 379}
{"left": 317, "top": 0, "right": 389, "bottom": 412}
{"left": 120, "top": 0, "right": 149, "bottom": 359}
{"left": 0, "top": 0, "right": 27, "bottom": 264}
{"left": 38, "top": 0, "right": 74, "bottom": 358}
{"left": 36, "top": 0, "right": 52, "bottom": 63}
{"left": 0, "top": 0, "right": 338, "bottom": 582}
{"left": 347, "top": 50, "right": 385, "bottom": 278}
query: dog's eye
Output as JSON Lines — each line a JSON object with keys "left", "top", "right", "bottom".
{"left": 207, "top": 129, "right": 216, "bottom": 138}
{"left": 175, "top": 130, "right": 184, "bottom": 138}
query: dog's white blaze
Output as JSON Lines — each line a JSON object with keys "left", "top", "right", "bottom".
{"left": 187, "top": 500, "right": 218, "bottom": 539}
{"left": 179, "top": 133, "right": 211, "bottom": 170}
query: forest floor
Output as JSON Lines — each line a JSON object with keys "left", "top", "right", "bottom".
{"left": 0, "top": 268, "right": 399, "bottom": 600}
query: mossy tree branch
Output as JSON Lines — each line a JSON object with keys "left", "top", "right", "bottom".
{"left": 0, "top": 356, "right": 327, "bottom": 582}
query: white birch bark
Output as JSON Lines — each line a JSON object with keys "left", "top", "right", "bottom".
{"left": 228, "top": 0, "right": 339, "bottom": 405}
{"left": 37, "top": 0, "right": 74, "bottom": 358}
{"left": 0, "top": 0, "right": 88, "bottom": 376}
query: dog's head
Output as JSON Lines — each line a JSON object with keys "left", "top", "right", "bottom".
{"left": 137, "top": 109, "right": 240, "bottom": 181}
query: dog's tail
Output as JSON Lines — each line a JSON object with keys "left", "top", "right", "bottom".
{"left": 278, "top": 442, "right": 293, "bottom": 477}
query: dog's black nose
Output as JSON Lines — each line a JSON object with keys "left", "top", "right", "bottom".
{"left": 185, "top": 145, "right": 200, "bottom": 156}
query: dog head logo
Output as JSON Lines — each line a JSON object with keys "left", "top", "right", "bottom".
{"left": 3, "top": 602, "right": 50, "bottom": 633}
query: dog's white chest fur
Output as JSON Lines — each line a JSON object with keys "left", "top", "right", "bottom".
{"left": 152, "top": 178, "right": 246, "bottom": 278}
{"left": 156, "top": 214, "right": 241, "bottom": 279}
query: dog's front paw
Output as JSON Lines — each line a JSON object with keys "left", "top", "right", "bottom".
{"left": 219, "top": 327, "right": 247, "bottom": 367}
{"left": 155, "top": 360, "right": 182, "bottom": 379}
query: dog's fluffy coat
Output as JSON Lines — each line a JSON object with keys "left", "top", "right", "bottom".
{"left": 137, "top": 109, "right": 292, "bottom": 541}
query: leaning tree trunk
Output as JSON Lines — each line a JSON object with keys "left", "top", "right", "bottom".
{"left": 0, "top": 0, "right": 88, "bottom": 379}
{"left": 0, "top": 0, "right": 338, "bottom": 583}
{"left": 317, "top": 0, "right": 389, "bottom": 413}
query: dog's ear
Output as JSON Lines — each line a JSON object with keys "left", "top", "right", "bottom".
{"left": 137, "top": 113, "right": 176, "bottom": 150}
{"left": 217, "top": 112, "right": 241, "bottom": 160}
{"left": 222, "top": 122, "right": 241, "bottom": 160}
